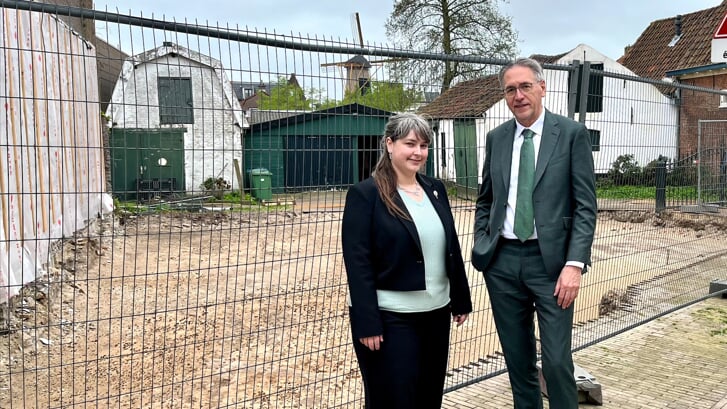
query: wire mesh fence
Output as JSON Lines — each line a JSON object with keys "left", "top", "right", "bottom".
{"left": 0, "top": 1, "right": 726, "bottom": 408}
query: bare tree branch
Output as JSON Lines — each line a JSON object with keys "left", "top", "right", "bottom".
{"left": 386, "top": 0, "right": 517, "bottom": 92}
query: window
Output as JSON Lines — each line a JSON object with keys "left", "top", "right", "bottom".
{"left": 588, "top": 129, "right": 601, "bottom": 152}
{"left": 719, "top": 90, "right": 727, "bottom": 108}
{"left": 568, "top": 63, "right": 604, "bottom": 113}
{"left": 358, "top": 77, "right": 371, "bottom": 95}
{"left": 244, "top": 88, "right": 254, "bottom": 98}
{"left": 158, "top": 77, "right": 193, "bottom": 124}
{"left": 668, "top": 34, "right": 682, "bottom": 47}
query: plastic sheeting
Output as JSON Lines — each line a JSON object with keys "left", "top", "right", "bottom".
{"left": 0, "top": 7, "right": 105, "bottom": 302}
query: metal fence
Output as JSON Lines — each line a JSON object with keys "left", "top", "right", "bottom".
{"left": 1, "top": 1, "right": 726, "bottom": 408}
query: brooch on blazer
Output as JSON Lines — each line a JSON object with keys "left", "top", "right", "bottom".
{"left": 433, "top": 191, "right": 439, "bottom": 199}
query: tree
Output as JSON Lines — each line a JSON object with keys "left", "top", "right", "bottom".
{"left": 258, "top": 76, "right": 310, "bottom": 110}
{"left": 341, "top": 81, "right": 420, "bottom": 112}
{"left": 385, "top": 0, "right": 518, "bottom": 92}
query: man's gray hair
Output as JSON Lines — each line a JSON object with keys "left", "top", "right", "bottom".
{"left": 498, "top": 58, "right": 545, "bottom": 88}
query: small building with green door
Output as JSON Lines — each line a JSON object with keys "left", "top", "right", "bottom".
{"left": 245, "top": 103, "right": 404, "bottom": 193}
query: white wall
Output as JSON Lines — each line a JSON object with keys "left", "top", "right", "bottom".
{"left": 551, "top": 44, "right": 678, "bottom": 173}
{"left": 470, "top": 44, "right": 678, "bottom": 184}
{"left": 432, "top": 120, "right": 455, "bottom": 180}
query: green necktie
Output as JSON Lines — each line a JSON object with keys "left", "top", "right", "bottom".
{"left": 514, "top": 128, "right": 535, "bottom": 242}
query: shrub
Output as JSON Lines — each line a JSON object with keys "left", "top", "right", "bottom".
{"left": 607, "top": 154, "right": 642, "bottom": 186}
{"left": 642, "top": 155, "right": 670, "bottom": 187}
{"left": 201, "top": 177, "right": 231, "bottom": 199}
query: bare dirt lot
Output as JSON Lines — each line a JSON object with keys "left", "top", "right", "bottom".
{"left": 1, "top": 196, "right": 726, "bottom": 408}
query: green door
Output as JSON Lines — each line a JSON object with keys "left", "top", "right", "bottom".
{"left": 110, "top": 128, "right": 186, "bottom": 200}
{"left": 453, "top": 119, "right": 478, "bottom": 198}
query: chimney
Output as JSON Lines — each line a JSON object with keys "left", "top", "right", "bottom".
{"left": 675, "top": 15, "right": 682, "bottom": 37}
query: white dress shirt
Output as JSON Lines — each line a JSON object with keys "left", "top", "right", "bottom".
{"left": 502, "top": 110, "right": 545, "bottom": 240}
{"left": 502, "top": 109, "right": 584, "bottom": 271}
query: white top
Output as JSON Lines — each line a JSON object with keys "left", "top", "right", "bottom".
{"left": 376, "top": 190, "right": 451, "bottom": 313}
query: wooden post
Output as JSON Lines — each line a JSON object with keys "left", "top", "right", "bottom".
{"left": 234, "top": 159, "right": 245, "bottom": 203}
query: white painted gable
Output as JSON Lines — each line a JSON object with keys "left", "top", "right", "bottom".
{"left": 107, "top": 43, "right": 246, "bottom": 193}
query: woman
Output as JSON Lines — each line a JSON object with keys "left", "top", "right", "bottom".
{"left": 341, "top": 112, "right": 473, "bottom": 408}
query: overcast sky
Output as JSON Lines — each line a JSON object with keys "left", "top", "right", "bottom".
{"left": 94, "top": 0, "right": 724, "bottom": 60}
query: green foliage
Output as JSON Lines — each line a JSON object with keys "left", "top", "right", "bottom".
{"left": 385, "top": 0, "right": 517, "bottom": 91}
{"left": 668, "top": 165, "right": 698, "bottom": 186}
{"left": 667, "top": 162, "right": 716, "bottom": 188}
{"left": 595, "top": 175, "right": 614, "bottom": 189}
{"left": 341, "top": 81, "right": 420, "bottom": 112}
{"left": 602, "top": 153, "right": 713, "bottom": 189}
{"left": 596, "top": 185, "right": 699, "bottom": 201}
{"left": 447, "top": 185, "right": 457, "bottom": 198}
{"left": 597, "top": 185, "right": 653, "bottom": 199}
{"left": 310, "top": 81, "right": 421, "bottom": 112}
{"left": 594, "top": 152, "right": 724, "bottom": 203}
{"left": 201, "top": 177, "right": 231, "bottom": 191}
{"left": 258, "top": 77, "right": 311, "bottom": 110}
{"left": 607, "top": 154, "right": 642, "bottom": 186}
{"left": 201, "top": 177, "right": 231, "bottom": 200}
{"left": 113, "top": 197, "right": 143, "bottom": 214}
{"left": 221, "top": 190, "right": 254, "bottom": 203}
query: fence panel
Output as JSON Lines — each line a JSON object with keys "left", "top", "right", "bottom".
{"left": 0, "top": 2, "right": 725, "bottom": 408}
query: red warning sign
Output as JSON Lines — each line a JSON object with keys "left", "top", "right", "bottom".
{"left": 712, "top": 12, "right": 727, "bottom": 61}
{"left": 714, "top": 13, "right": 727, "bottom": 38}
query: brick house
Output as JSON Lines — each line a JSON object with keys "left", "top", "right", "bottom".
{"left": 619, "top": 1, "right": 727, "bottom": 163}
{"left": 232, "top": 74, "right": 306, "bottom": 121}
{"left": 232, "top": 80, "right": 271, "bottom": 111}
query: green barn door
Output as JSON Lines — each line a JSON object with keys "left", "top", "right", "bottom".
{"left": 453, "top": 119, "right": 478, "bottom": 198}
{"left": 110, "top": 128, "right": 186, "bottom": 201}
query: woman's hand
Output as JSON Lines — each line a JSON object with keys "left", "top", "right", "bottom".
{"left": 359, "top": 335, "right": 384, "bottom": 351}
{"left": 453, "top": 313, "right": 469, "bottom": 327}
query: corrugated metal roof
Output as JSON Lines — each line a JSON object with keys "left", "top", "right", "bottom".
{"left": 248, "top": 109, "right": 305, "bottom": 125}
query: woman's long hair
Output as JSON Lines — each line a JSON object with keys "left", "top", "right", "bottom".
{"left": 373, "top": 113, "right": 433, "bottom": 219}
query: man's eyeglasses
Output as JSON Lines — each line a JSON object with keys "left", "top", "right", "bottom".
{"left": 503, "top": 82, "right": 538, "bottom": 97}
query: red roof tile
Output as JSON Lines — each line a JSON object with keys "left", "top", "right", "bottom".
{"left": 417, "top": 75, "right": 502, "bottom": 119}
{"left": 620, "top": 2, "right": 727, "bottom": 80}
{"left": 417, "top": 52, "right": 569, "bottom": 118}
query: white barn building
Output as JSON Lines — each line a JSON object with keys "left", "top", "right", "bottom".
{"left": 420, "top": 44, "right": 678, "bottom": 187}
{"left": 106, "top": 42, "right": 245, "bottom": 195}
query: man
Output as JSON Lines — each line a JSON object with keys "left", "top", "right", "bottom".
{"left": 471, "top": 58, "right": 597, "bottom": 409}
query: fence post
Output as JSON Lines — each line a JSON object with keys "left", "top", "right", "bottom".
{"left": 655, "top": 160, "right": 666, "bottom": 211}
{"left": 578, "top": 61, "right": 591, "bottom": 124}
{"left": 567, "top": 60, "right": 580, "bottom": 120}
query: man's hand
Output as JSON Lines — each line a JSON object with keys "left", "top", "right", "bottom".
{"left": 554, "top": 265, "right": 582, "bottom": 309}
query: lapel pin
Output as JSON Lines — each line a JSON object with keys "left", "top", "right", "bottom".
{"left": 433, "top": 190, "right": 439, "bottom": 199}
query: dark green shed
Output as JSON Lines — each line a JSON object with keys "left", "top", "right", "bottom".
{"left": 244, "top": 103, "right": 394, "bottom": 192}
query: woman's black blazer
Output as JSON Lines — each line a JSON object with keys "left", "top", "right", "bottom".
{"left": 341, "top": 174, "right": 473, "bottom": 339}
